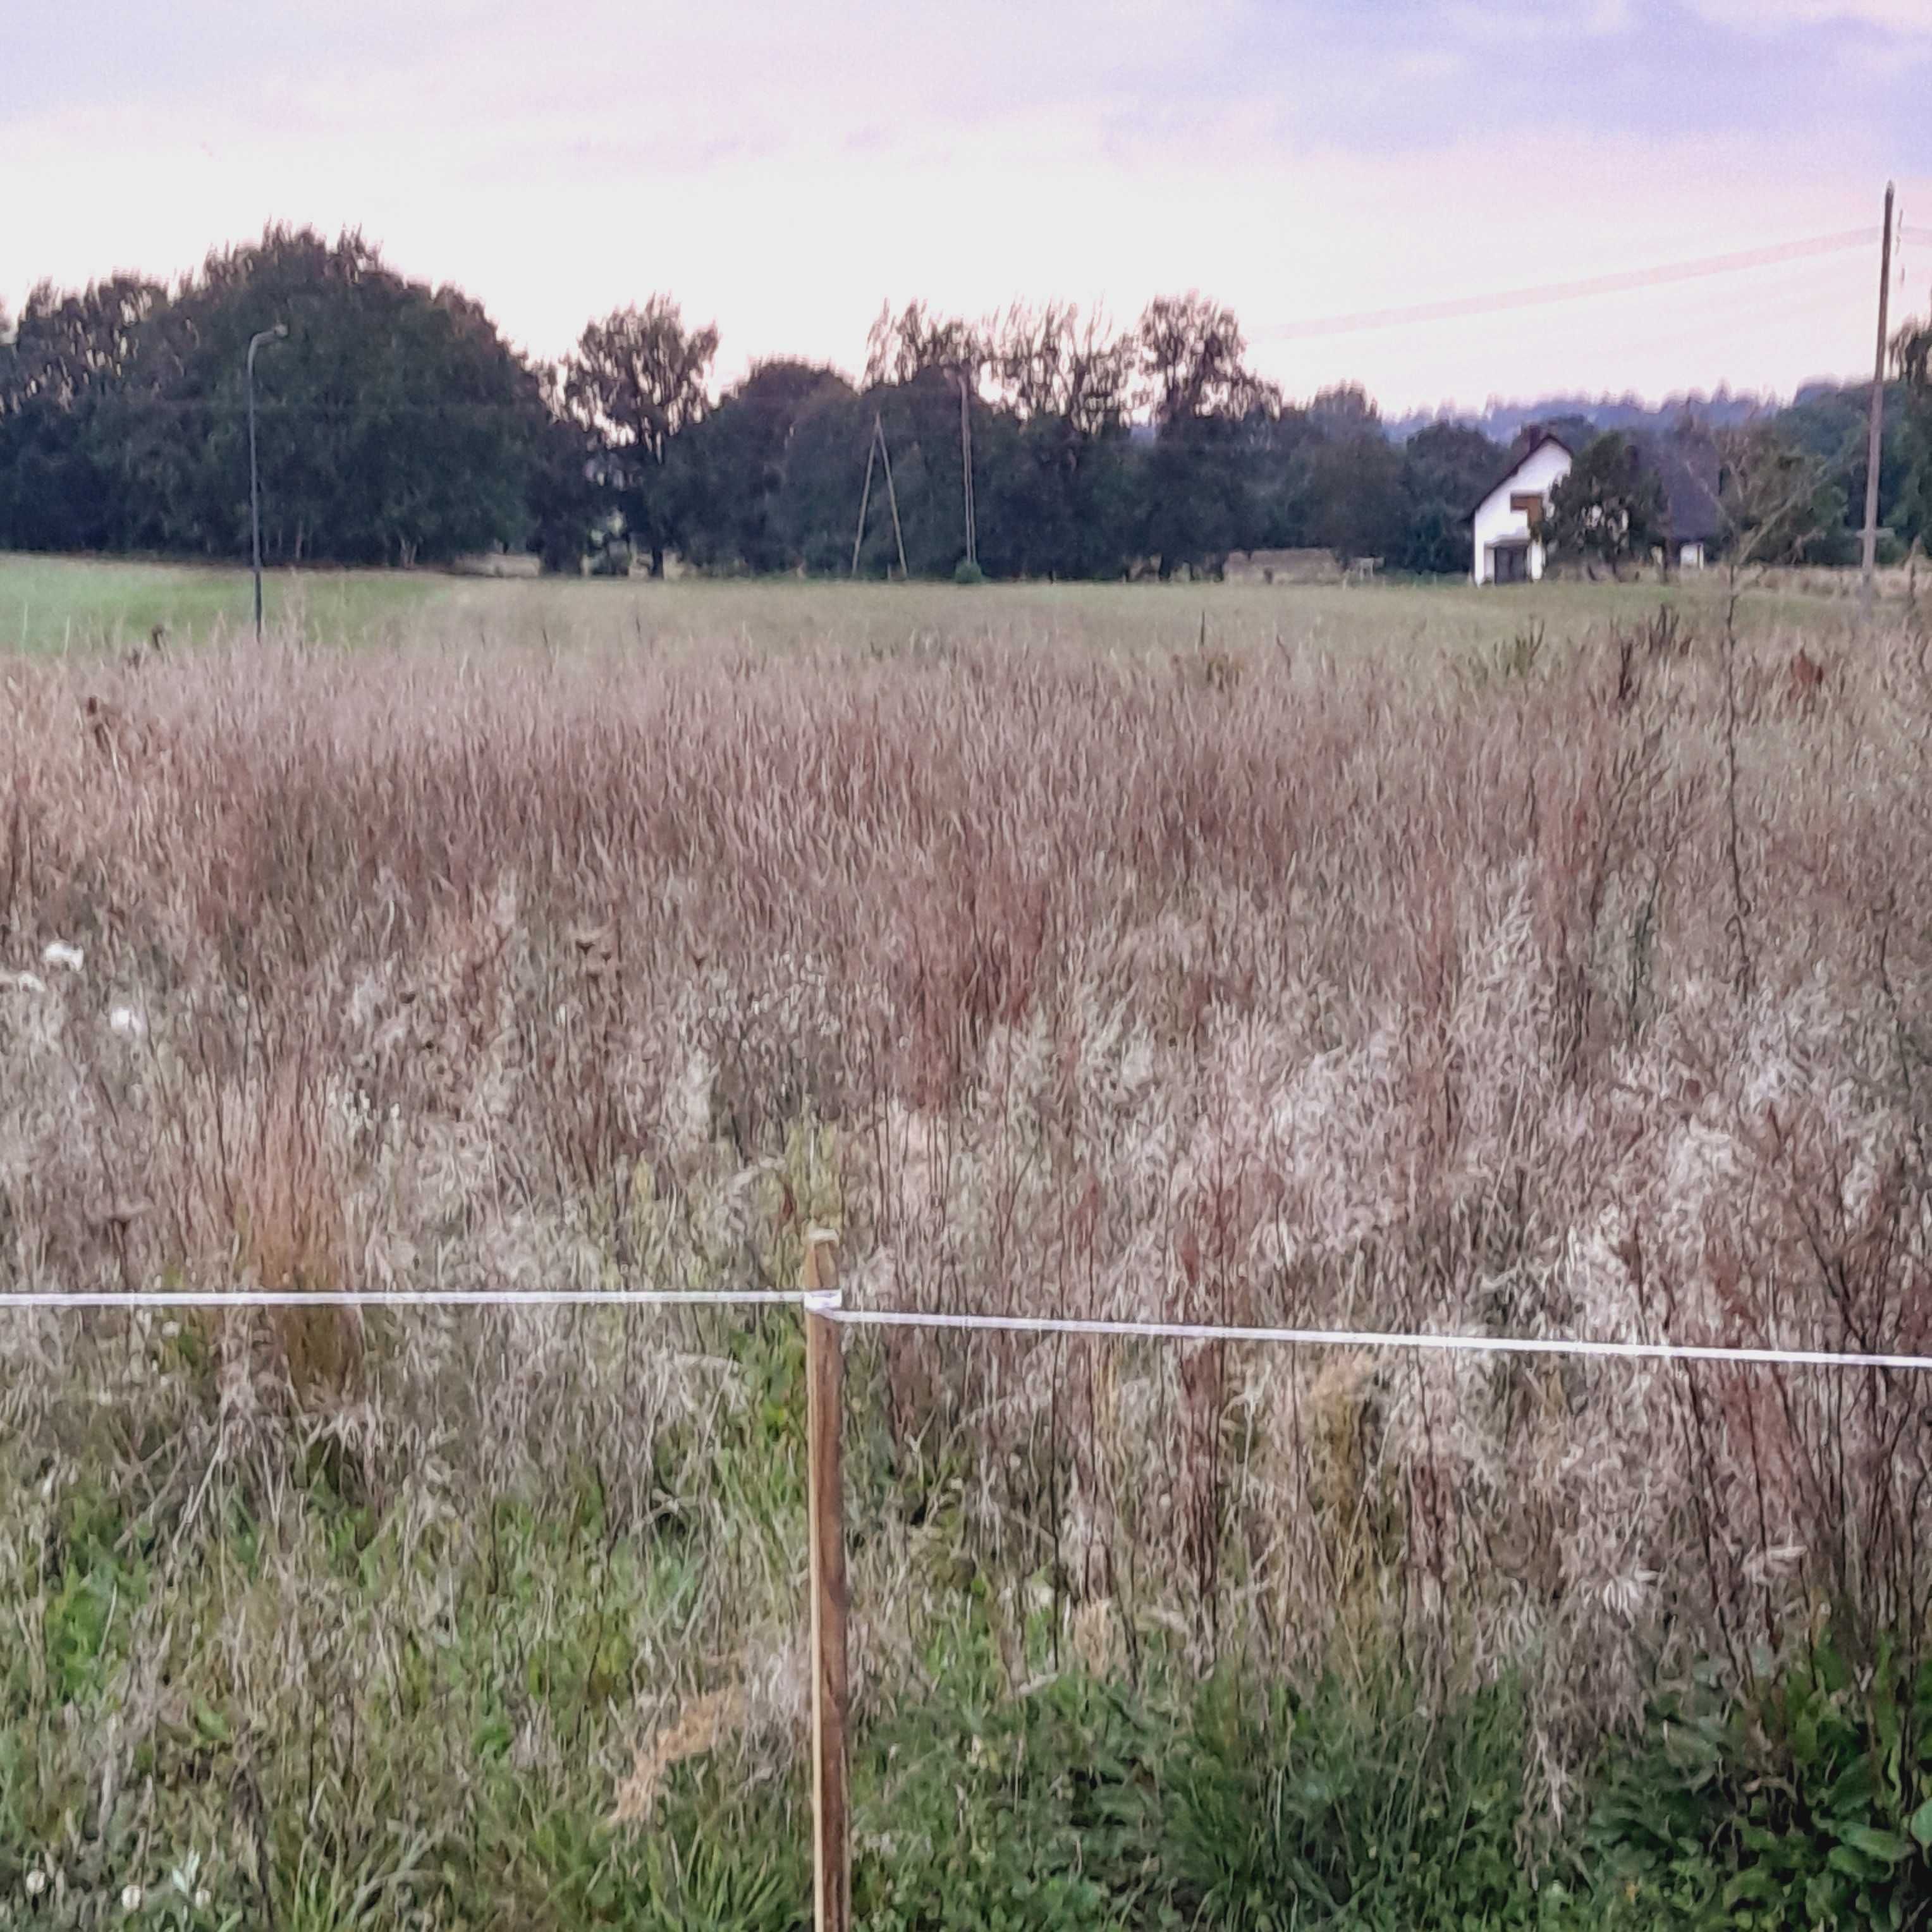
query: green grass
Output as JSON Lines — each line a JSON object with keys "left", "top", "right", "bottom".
{"left": 13, "top": 1414, "right": 1926, "bottom": 1932}
{"left": 0, "top": 549, "right": 1883, "bottom": 658}
{"left": 0, "top": 554, "right": 443, "bottom": 653}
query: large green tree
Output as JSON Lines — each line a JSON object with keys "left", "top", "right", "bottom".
{"left": 1395, "top": 422, "right": 1503, "bottom": 575}
{"left": 1711, "top": 425, "right": 1844, "bottom": 567}
{"left": 176, "top": 229, "right": 558, "bottom": 566}
{"left": 680, "top": 360, "right": 854, "bottom": 573}
{"left": 563, "top": 297, "right": 719, "bottom": 576}
{"left": 0, "top": 228, "right": 570, "bottom": 567}
{"left": 1298, "top": 386, "right": 1407, "bottom": 565}
{"left": 0, "top": 274, "right": 168, "bottom": 551}
{"left": 1893, "top": 315, "right": 1932, "bottom": 554}
{"left": 776, "top": 365, "right": 991, "bottom": 580}
{"left": 980, "top": 305, "right": 1137, "bottom": 578}
{"left": 1543, "top": 432, "right": 1667, "bottom": 575}
{"left": 1132, "top": 294, "right": 1276, "bottom": 577}
{"left": 1773, "top": 379, "right": 1913, "bottom": 560}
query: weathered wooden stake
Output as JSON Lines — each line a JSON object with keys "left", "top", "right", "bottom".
{"left": 1861, "top": 182, "right": 1896, "bottom": 627}
{"left": 803, "top": 1229, "right": 850, "bottom": 1932}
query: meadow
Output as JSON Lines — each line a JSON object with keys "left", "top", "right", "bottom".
{"left": 0, "top": 556, "right": 438, "bottom": 656}
{"left": 4, "top": 563, "right": 1932, "bottom": 1927}
{"left": 0, "top": 549, "right": 1909, "bottom": 658}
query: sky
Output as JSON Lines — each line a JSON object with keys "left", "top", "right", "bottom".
{"left": 6, "top": 0, "right": 1931, "bottom": 415}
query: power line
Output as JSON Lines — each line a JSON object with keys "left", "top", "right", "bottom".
{"left": 4, "top": 233, "right": 1889, "bottom": 416}
{"left": 1256, "top": 228, "right": 1880, "bottom": 341}
{"left": 2, "top": 226, "right": 1905, "bottom": 444}
{"left": 1475, "top": 274, "right": 1866, "bottom": 376}
{"left": 1, "top": 395, "right": 554, "bottom": 419}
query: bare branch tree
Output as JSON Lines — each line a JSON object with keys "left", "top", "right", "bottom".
{"left": 982, "top": 302, "right": 1132, "bottom": 439}
{"left": 1134, "top": 292, "right": 1273, "bottom": 428}
{"left": 1715, "top": 424, "right": 1840, "bottom": 576}
{"left": 862, "top": 300, "right": 984, "bottom": 392}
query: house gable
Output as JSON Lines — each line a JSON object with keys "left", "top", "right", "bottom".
{"left": 1466, "top": 431, "right": 1575, "bottom": 525}
{"left": 1470, "top": 432, "right": 1573, "bottom": 584}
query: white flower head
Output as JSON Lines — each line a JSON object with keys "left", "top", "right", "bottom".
{"left": 42, "top": 940, "right": 85, "bottom": 973}
{"left": 25, "top": 1868, "right": 47, "bottom": 1896}
{"left": 166, "top": 1847, "right": 204, "bottom": 1903}
{"left": 109, "top": 1004, "right": 147, "bottom": 1039}
{"left": 193, "top": 1888, "right": 211, "bottom": 1911}
{"left": 120, "top": 1881, "right": 144, "bottom": 1912}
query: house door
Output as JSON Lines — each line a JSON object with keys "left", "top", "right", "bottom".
{"left": 1491, "top": 543, "right": 1529, "bottom": 585}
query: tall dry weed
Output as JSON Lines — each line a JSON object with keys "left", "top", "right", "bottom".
{"left": 4, "top": 616, "right": 1932, "bottom": 1802}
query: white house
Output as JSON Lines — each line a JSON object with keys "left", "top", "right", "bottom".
{"left": 1469, "top": 431, "right": 1572, "bottom": 584}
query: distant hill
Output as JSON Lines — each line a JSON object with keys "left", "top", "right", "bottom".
{"left": 1388, "top": 388, "right": 1776, "bottom": 446}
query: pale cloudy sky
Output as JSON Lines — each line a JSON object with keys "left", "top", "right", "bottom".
{"left": 8, "top": 0, "right": 1930, "bottom": 413}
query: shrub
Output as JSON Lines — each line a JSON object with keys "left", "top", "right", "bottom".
{"left": 1586, "top": 1639, "right": 1932, "bottom": 1929}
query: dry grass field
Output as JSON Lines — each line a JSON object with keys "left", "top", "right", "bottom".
{"left": 5, "top": 573, "right": 1932, "bottom": 1926}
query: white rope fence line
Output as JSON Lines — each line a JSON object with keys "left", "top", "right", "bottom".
{"left": 7, "top": 1287, "right": 1932, "bottom": 1375}
{"left": 805, "top": 1297, "right": 1932, "bottom": 1376}
{"left": 0, "top": 1289, "right": 807, "bottom": 1309}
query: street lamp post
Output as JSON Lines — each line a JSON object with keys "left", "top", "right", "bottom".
{"left": 247, "top": 324, "right": 288, "bottom": 642}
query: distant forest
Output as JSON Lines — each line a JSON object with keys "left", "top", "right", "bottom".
{"left": 1389, "top": 391, "right": 1773, "bottom": 448}
{"left": 3, "top": 225, "right": 1928, "bottom": 580}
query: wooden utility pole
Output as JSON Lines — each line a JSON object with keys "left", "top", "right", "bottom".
{"left": 850, "top": 429, "right": 877, "bottom": 579}
{"left": 877, "top": 419, "right": 909, "bottom": 581}
{"left": 802, "top": 1230, "right": 850, "bottom": 1932}
{"left": 958, "top": 372, "right": 977, "bottom": 570}
{"left": 1861, "top": 181, "right": 1895, "bottom": 623}
{"left": 851, "top": 416, "right": 909, "bottom": 580}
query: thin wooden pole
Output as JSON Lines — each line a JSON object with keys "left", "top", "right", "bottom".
{"left": 803, "top": 1230, "right": 850, "bottom": 1932}
{"left": 1861, "top": 182, "right": 1895, "bottom": 625}
{"left": 958, "top": 372, "right": 977, "bottom": 568}
{"left": 850, "top": 429, "right": 877, "bottom": 578}
{"left": 875, "top": 417, "right": 910, "bottom": 581}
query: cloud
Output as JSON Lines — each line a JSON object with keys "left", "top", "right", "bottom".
{"left": 11, "top": 0, "right": 1926, "bottom": 166}
{"left": 1437, "top": 0, "right": 1634, "bottom": 38}
{"left": 1684, "top": 0, "right": 1932, "bottom": 30}
{"left": 4, "top": 0, "right": 1926, "bottom": 412}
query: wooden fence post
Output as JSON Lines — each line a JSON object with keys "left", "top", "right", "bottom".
{"left": 803, "top": 1229, "right": 850, "bottom": 1932}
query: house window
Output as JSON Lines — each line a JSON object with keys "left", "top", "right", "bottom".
{"left": 1508, "top": 492, "right": 1544, "bottom": 527}
{"left": 1491, "top": 543, "right": 1530, "bottom": 585}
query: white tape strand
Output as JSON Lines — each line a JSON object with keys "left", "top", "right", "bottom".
{"left": 820, "top": 1303, "right": 1932, "bottom": 1376}
{"left": 1, "top": 1290, "right": 807, "bottom": 1310}
{"left": 8, "top": 1289, "right": 1929, "bottom": 1375}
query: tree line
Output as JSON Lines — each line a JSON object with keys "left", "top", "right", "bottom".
{"left": 3, "top": 225, "right": 1928, "bottom": 579}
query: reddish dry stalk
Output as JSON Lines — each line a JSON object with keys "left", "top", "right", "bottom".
{"left": 4, "top": 621, "right": 1932, "bottom": 1731}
